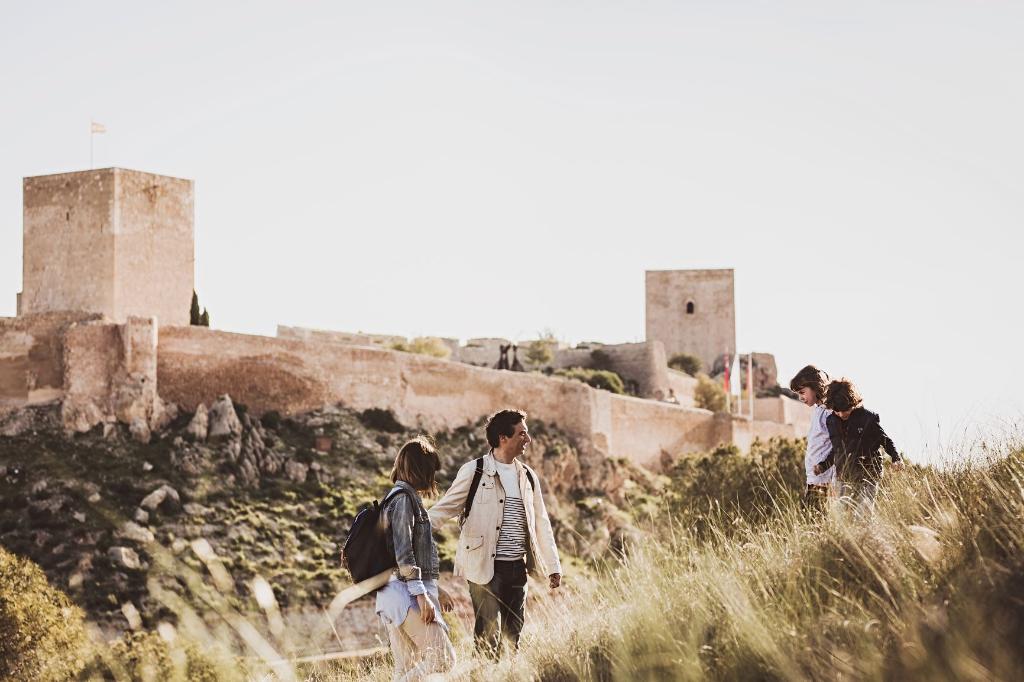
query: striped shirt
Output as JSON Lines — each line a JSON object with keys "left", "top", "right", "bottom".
{"left": 494, "top": 461, "right": 528, "bottom": 561}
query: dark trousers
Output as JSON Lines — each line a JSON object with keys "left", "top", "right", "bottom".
{"left": 468, "top": 559, "right": 528, "bottom": 656}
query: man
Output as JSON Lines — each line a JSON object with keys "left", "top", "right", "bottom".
{"left": 428, "top": 409, "right": 562, "bottom": 655}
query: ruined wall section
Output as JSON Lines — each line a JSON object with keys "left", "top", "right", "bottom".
{"left": 0, "top": 312, "right": 102, "bottom": 411}
{"left": 61, "top": 316, "right": 170, "bottom": 434}
{"left": 159, "top": 328, "right": 778, "bottom": 468}
{"left": 277, "top": 326, "right": 671, "bottom": 400}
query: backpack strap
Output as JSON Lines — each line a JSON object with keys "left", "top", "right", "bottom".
{"left": 379, "top": 487, "right": 409, "bottom": 522}
{"left": 524, "top": 467, "right": 535, "bottom": 491}
{"left": 461, "top": 457, "right": 485, "bottom": 524}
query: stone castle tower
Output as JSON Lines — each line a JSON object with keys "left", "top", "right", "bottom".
{"left": 17, "top": 168, "right": 194, "bottom": 327}
{"left": 645, "top": 269, "right": 736, "bottom": 376}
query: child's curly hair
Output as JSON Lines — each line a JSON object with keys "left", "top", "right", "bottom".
{"left": 789, "top": 365, "right": 829, "bottom": 401}
{"left": 825, "top": 378, "right": 863, "bottom": 412}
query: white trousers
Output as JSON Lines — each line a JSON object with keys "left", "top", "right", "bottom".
{"left": 384, "top": 612, "right": 456, "bottom": 682}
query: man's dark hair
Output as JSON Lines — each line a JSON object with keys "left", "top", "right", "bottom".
{"left": 825, "top": 378, "right": 863, "bottom": 412}
{"left": 789, "top": 365, "right": 828, "bottom": 401}
{"left": 485, "top": 409, "right": 528, "bottom": 449}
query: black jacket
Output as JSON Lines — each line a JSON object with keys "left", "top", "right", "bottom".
{"left": 818, "top": 407, "right": 900, "bottom": 480}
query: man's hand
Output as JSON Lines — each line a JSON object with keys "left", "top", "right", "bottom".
{"left": 549, "top": 573, "right": 561, "bottom": 589}
{"left": 892, "top": 460, "right": 905, "bottom": 472}
{"left": 416, "top": 594, "right": 436, "bottom": 624}
{"left": 437, "top": 586, "right": 455, "bottom": 613}
{"left": 813, "top": 464, "right": 823, "bottom": 476}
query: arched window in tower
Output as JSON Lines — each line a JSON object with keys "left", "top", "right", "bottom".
{"left": 685, "top": 300, "right": 695, "bottom": 315}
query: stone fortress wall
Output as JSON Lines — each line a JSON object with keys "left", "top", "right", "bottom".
{"left": 0, "top": 167, "right": 809, "bottom": 470}
{"left": 277, "top": 325, "right": 673, "bottom": 400}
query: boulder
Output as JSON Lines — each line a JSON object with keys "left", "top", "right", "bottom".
{"left": 108, "top": 546, "right": 141, "bottom": 570}
{"left": 116, "top": 521, "right": 155, "bottom": 544}
{"left": 129, "top": 417, "right": 151, "bottom": 444}
{"left": 207, "top": 395, "right": 241, "bottom": 441}
{"left": 285, "top": 460, "right": 309, "bottom": 483}
{"left": 139, "top": 484, "right": 180, "bottom": 512}
{"left": 186, "top": 404, "right": 209, "bottom": 442}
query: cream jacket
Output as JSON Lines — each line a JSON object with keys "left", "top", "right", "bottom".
{"left": 428, "top": 452, "right": 562, "bottom": 585}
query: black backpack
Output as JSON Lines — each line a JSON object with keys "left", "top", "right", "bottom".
{"left": 341, "top": 487, "right": 407, "bottom": 583}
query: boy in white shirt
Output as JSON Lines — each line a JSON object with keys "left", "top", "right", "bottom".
{"left": 789, "top": 365, "right": 834, "bottom": 508}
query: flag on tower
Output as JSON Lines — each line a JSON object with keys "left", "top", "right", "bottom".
{"left": 91, "top": 121, "right": 106, "bottom": 134}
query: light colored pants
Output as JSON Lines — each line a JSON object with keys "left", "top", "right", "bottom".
{"left": 384, "top": 612, "right": 455, "bottom": 682}
{"left": 835, "top": 479, "right": 880, "bottom": 517}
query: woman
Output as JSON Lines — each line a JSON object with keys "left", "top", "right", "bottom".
{"left": 376, "top": 437, "right": 456, "bottom": 681}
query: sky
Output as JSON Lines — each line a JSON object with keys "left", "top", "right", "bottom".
{"left": 1, "top": 1, "right": 1022, "bottom": 462}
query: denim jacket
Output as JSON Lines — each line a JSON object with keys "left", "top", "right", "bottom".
{"left": 383, "top": 481, "right": 439, "bottom": 596}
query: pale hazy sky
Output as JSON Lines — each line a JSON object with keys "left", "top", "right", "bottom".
{"left": 2, "top": 1, "right": 1022, "bottom": 462}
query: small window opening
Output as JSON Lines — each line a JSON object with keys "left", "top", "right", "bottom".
{"left": 685, "top": 300, "right": 695, "bottom": 315}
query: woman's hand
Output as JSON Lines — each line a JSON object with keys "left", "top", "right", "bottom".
{"left": 416, "top": 594, "right": 437, "bottom": 624}
{"left": 437, "top": 587, "right": 455, "bottom": 613}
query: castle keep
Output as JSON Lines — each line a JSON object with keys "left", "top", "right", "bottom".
{"left": 19, "top": 169, "right": 194, "bottom": 327}
{"left": 645, "top": 268, "right": 736, "bottom": 375}
{"left": 0, "top": 168, "right": 807, "bottom": 468}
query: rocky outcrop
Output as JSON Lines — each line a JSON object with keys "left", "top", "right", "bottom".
{"left": 186, "top": 403, "right": 208, "bottom": 441}
{"left": 207, "top": 395, "right": 242, "bottom": 441}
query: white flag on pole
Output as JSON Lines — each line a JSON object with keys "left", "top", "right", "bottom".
{"left": 90, "top": 122, "right": 106, "bottom": 134}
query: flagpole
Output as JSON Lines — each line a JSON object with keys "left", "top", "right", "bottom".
{"left": 748, "top": 353, "right": 754, "bottom": 422}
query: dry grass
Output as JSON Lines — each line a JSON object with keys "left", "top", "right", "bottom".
{"left": 9, "top": 438, "right": 1024, "bottom": 681}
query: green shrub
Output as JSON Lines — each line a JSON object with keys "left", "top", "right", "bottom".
{"left": 693, "top": 373, "right": 727, "bottom": 412}
{"left": 589, "top": 349, "right": 614, "bottom": 371}
{"left": 525, "top": 335, "right": 556, "bottom": 366}
{"left": 555, "top": 367, "right": 626, "bottom": 395}
{"left": 358, "top": 408, "right": 405, "bottom": 433}
{"left": 668, "top": 353, "right": 702, "bottom": 376}
{"left": 0, "top": 547, "right": 91, "bottom": 681}
{"left": 260, "top": 410, "right": 282, "bottom": 430}
{"left": 389, "top": 337, "right": 451, "bottom": 359}
{"left": 664, "top": 438, "right": 804, "bottom": 538}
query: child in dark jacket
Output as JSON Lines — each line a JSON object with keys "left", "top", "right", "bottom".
{"left": 813, "top": 378, "right": 903, "bottom": 512}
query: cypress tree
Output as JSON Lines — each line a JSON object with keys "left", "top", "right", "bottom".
{"left": 190, "top": 291, "right": 201, "bottom": 325}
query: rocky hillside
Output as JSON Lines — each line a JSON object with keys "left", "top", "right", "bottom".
{"left": 0, "top": 398, "right": 663, "bottom": 640}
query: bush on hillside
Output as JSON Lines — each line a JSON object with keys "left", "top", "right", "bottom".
{"left": 389, "top": 337, "right": 451, "bottom": 359}
{"left": 358, "top": 408, "right": 405, "bottom": 434}
{"left": 668, "top": 352, "right": 702, "bottom": 376}
{"left": 0, "top": 547, "right": 91, "bottom": 682}
{"left": 694, "top": 373, "right": 727, "bottom": 412}
{"left": 525, "top": 332, "right": 557, "bottom": 366}
{"left": 82, "top": 631, "right": 228, "bottom": 682}
{"left": 664, "top": 437, "right": 805, "bottom": 538}
{"left": 555, "top": 367, "right": 626, "bottom": 395}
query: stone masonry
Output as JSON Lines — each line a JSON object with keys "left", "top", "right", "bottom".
{"left": 19, "top": 168, "right": 194, "bottom": 327}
